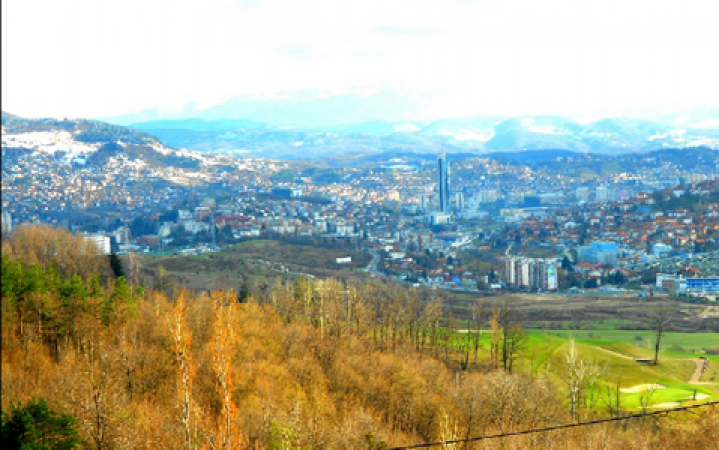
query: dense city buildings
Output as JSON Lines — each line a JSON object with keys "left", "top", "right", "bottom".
{"left": 3, "top": 122, "right": 719, "bottom": 295}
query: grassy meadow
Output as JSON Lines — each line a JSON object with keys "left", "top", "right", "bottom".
{"left": 137, "top": 239, "right": 372, "bottom": 291}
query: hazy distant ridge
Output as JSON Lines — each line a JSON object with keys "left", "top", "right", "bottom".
{"left": 127, "top": 114, "right": 719, "bottom": 158}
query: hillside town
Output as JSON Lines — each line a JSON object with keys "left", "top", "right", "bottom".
{"left": 4, "top": 124, "right": 719, "bottom": 300}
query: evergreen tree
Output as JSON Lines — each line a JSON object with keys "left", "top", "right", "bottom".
{"left": 101, "top": 276, "right": 135, "bottom": 325}
{"left": 1, "top": 258, "right": 22, "bottom": 300}
{"left": 88, "top": 273, "right": 102, "bottom": 299}
{"left": 60, "top": 274, "right": 88, "bottom": 301}
{"left": 1, "top": 398, "right": 81, "bottom": 450}
{"left": 109, "top": 251, "right": 125, "bottom": 278}
{"left": 238, "top": 282, "right": 250, "bottom": 303}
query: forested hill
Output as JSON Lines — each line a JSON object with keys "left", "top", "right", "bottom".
{"left": 2, "top": 224, "right": 719, "bottom": 449}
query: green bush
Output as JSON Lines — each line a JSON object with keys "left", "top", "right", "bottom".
{"left": 670, "top": 343, "right": 685, "bottom": 353}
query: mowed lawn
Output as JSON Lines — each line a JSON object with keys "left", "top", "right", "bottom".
{"left": 521, "top": 331, "right": 719, "bottom": 410}
{"left": 543, "top": 329, "right": 718, "bottom": 354}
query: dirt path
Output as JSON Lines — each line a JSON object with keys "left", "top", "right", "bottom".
{"left": 594, "top": 346, "right": 635, "bottom": 360}
{"left": 689, "top": 358, "right": 707, "bottom": 384}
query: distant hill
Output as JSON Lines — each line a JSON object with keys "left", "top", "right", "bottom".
{"left": 509, "top": 147, "right": 719, "bottom": 178}
{"left": 1, "top": 111, "right": 20, "bottom": 120}
{"left": 131, "top": 118, "right": 265, "bottom": 132}
{"left": 127, "top": 121, "right": 463, "bottom": 159}
{"left": 1, "top": 113, "right": 203, "bottom": 169}
{"left": 485, "top": 149, "right": 588, "bottom": 165}
{"left": 484, "top": 117, "right": 587, "bottom": 152}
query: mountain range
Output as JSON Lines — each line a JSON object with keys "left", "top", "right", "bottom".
{"left": 5, "top": 97, "right": 719, "bottom": 164}
{"left": 128, "top": 114, "right": 719, "bottom": 159}
{"left": 99, "top": 89, "right": 719, "bottom": 130}
{"left": 3, "top": 112, "right": 718, "bottom": 181}
{"left": 94, "top": 89, "right": 719, "bottom": 158}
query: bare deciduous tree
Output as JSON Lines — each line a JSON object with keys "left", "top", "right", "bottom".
{"left": 492, "top": 298, "right": 526, "bottom": 373}
{"left": 649, "top": 303, "right": 672, "bottom": 366}
{"left": 209, "top": 291, "right": 240, "bottom": 449}
{"left": 167, "top": 291, "right": 196, "bottom": 450}
{"left": 563, "top": 338, "right": 603, "bottom": 421}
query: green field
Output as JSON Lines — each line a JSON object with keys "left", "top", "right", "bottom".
{"left": 448, "top": 329, "right": 718, "bottom": 411}
{"left": 535, "top": 334, "right": 717, "bottom": 409}
{"left": 542, "top": 330, "right": 719, "bottom": 354}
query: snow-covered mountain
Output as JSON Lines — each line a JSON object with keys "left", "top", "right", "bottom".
{"left": 97, "top": 88, "right": 719, "bottom": 153}
{"left": 127, "top": 114, "right": 719, "bottom": 158}
{"left": 5, "top": 109, "right": 717, "bottom": 164}
{"left": 421, "top": 116, "right": 719, "bottom": 153}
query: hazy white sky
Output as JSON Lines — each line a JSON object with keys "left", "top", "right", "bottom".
{"left": 3, "top": 0, "right": 718, "bottom": 120}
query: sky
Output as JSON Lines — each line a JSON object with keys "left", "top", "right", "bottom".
{"left": 3, "top": 0, "right": 719, "bottom": 121}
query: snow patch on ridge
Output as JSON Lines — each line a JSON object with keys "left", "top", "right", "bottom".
{"left": 151, "top": 142, "right": 202, "bottom": 160}
{"left": 528, "top": 125, "right": 558, "bottom": 134}
{"left": 669, "top": 129, "right": 686, "bottom": 140}
{"left": 648, "top": 133, "right": 667, "bottom": 141}
{"left": 151, "top": 142, "right": 172, "bottom": 155}
{"left": 686, "top": 138, "right": 719, "bottom": 147}
{"left": 2, "top": 130, "right": 100, "bottom": 163}
{"left": 437, "top": 128, "right": 494, "bottom": 142}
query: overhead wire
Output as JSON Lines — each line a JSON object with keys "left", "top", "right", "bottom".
{"left": 389, "top": 401, "right": 719, "bottom": 449}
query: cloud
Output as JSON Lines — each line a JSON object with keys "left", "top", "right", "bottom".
{"left": 374, "top": 25, "right": 442, "bottom": 35}
{"left": 3, "top": 0, "right": 718, "bottom": 119}
{"left": 274, "top": 45, "right": 315, "bottom": 58}
{"left": 235, "top": 0, "right": 261, "bottom": 8}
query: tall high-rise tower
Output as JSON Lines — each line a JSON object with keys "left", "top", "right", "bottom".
{"left": 437, "top": 152, "right": 450, "bottom": 213}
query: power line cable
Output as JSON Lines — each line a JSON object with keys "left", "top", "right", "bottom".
{"left": 389, "top": 401, "right": 719, "bottom": 449}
